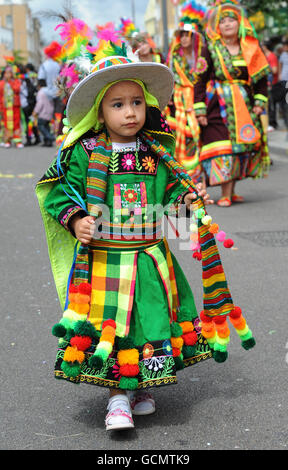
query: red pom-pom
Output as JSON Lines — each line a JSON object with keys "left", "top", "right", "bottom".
{"left": 78, "top": 283, "right": 92, "bottom": 295}
{"left": 193, "top": 252, "right": 202, "bottom": 261}
{"left": 223, "top": 238, "right": 234, "bottom": 248}
{"left": 200, "top": 311, "right": 213, "bottom": 323}
{"left": 69, "top": 284, "right": 78, "bottom": 293}
{"left": 119, "top": 364, "right": 139, "bottom": 377}
{"left": 213, "top": 315, "right": 227, "bottom": 325}
{"left": 102, "top": 319, "right": 116, "bottom": 330}
{"left": 70, "top": 335, "right": 92, "bottom": 351}
{"left": 172, "top": 347, "right": 182, "bottom": 357}
{"left": 182, "top": 331, "right": 198, "bottom": 346}
{"left": 229, "top": 306, "right": 242, "bottom": 319}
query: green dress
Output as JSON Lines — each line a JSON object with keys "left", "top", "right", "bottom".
{"left": 37, "top": 130, "right": 211, "bottom": 389}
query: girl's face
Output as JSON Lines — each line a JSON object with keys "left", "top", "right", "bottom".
{"left": 4, "top": 69, "right": 13, "bottom": 81}
{"left": 180, "top": 31, "right": 193, "bottom": 49}
{"left": 137, "top": 41, "right": 151, "bottom": 56}
{"left": 99, "top": 81, "right": 146, "bottom": 143}
{"left": 219, "top": 16, "right": 239, "bottom": 40}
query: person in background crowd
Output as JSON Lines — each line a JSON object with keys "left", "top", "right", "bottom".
{"left": 194, "top": 0, "right": 270, "bottom": 207}
{"left": 19, "top": 64, "right": 41, "bottom": 146}
{"left": 38, "top": 41, "right": 63, "bottom": 135}
{"left": 262, "top": 42, "right": 279, "bottom": 131}
{"left": 0, "top": 66, "right": 23, "bottom": 148}
{"left": 32, "top": 79, "right": 55, "bottom": 147}
{"left": 278, "top": 40, "right": 288, "bottom": 132}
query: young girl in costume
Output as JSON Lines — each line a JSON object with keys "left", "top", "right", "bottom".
{"left": 36, "top": 40, "right": 256, "bottom": 432}
{"left": 194, "top": 0, "right": 270, "bottom": 206}
{"left": 166, "top": 1, "right": 206, "bottom": 183}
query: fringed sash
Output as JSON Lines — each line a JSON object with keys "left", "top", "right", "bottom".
{"left": 72, "top": 130, "right": 234, "bottom": 320}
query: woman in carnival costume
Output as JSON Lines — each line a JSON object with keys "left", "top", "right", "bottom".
{"left": 194, "top": 0, "right": 270, "bottom": 206}
{"left": 166, "top": 0, "right": 206, "bottom": 183}
{"left": 119, "top": 17, "right": 164, "bottom": 64}
{"left": 36, "top": 39, "right": 256, "bottom": 431}
{"left": 0, "top": 61, "right": 23, "bottom": 148}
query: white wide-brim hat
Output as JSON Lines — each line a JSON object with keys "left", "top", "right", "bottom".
{"left": 66, "top": 55, "right": 174, "bottom": 128}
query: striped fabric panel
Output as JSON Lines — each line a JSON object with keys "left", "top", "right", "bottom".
{"left": 89, "top": 248, "right": 138, "bottom": 337}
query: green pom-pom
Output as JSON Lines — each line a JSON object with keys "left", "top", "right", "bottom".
{"left": 174, "top": 356, "right": 185, "bottom": 370}
{"left": 52, "top": 323, "right": 66, "bottom": 338}
{"left": 213, "top": 350, "right": 228, "bottom": 363}
{"left": 119, "top": 377, "right": 138, "bottom": 390}
{"left": 182, "top": 345, "right": 196, "bottom": 358}
{"left": 74, "top": 320, "right": 97, "bottom": 338}
{"left": 242, "top": 337, "right": 256, "bottom": 350}
{"left": 117, "top": 336, "right": 135, "bottom": 350}
{"left": 88, "top": 355, "right": 104, "bottom": 370}
{"left": 177, "top": 307, "right": 192, "bottom": 322}
{"left": 61, "top": 361, "right": 81, "bottom": 378}
{"left": 170, "top": 322, "right": 183, "bottom": 338}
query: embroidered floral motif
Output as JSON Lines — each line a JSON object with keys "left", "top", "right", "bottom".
{"left": 123, "top": 188, "right": 138, "bottom": 204}
{"left": 196, "top": 56, "right": 208, "bottom": 74}
{"left": 142, "top": 156, "right": 156, "bottom": 173}
{"left": 121, "top": 153, "right": 136, "bottom": 170}
{"left": 143, "top": 343, "right": 154, "bottom": 359}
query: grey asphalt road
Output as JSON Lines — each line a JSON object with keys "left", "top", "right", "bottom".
{"left": 1, "top": 144, "right": 288, "bottom": 451}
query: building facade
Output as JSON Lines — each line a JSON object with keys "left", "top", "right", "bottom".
{"left": 0, "top": 0, "right": 42, "bottom": 67}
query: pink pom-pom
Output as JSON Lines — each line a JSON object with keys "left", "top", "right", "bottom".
{"left": 223, "top": 238, "right": 234, "bottom": 248}
{"left": 216, "top": 231, "right": 226, "bottom": 242}
{"left": 190, "top": 242, "right": 201, "bottom": 251}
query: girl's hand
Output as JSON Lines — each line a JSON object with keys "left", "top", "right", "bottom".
{"left": 184, "top": 183, "right": 214, "bottom": 210}
{"left": 197, "top": 115, "right": 208, "bottom": 126}
{"left": 253, "top": 105, "right": 264, "bottom": 116}
{"left": 71, "top": 215, "right": 95, "bottom": 244}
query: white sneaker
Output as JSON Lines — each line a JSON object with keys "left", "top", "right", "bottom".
{"left": 267, "top": 126, "right": 275, "bottom": 132}
{"left": 128, "top": 390, "right": 156, "bottom": 416}
{"left": 105, "top": 394, "right": 134, "bottom": 431}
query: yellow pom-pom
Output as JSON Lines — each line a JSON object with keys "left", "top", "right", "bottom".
{"left": 171, "top": 336, "right": 184, "bottom": 349}
{"left": 179, "top": 321, "right": 194, "bottom": 334}
{"left": 117, "top": 348, "right": 139, "bottom": 365}
{"left": 64, "top": 346, "right": 85, "bottom": 363}
{"left": 201, "top": 215, "right": 212, "bottom": 226}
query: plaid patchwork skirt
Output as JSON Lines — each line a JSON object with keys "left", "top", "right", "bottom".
{"left": 54, "top": 239, "right": 212, "bottom": 389}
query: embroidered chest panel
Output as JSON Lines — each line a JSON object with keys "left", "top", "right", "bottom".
{"left": 109, "top": 142, "right": 159, "bottom": 176}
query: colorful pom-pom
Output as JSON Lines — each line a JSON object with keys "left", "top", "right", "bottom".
{"left": 170, "top": 322, "right": 183, "bottom": 337}
{"left": 78, "top": 283, "right": 92, "bottom": 295}
{"left": 171, "top": 336, "right": 184, "bottom": 349}
{"left": 117, "top": 348, "right": 139, "bottom": 366}
{"left": 88, "top": 355, "right": 104, "bottom": 369}
{"left": 177, "top": 307, "right": 192, "bottom": 322}
{"left": 179, "top": 321, "right": 194, "bottom": 334}
{"left": 63, "top": 346, "right": 85, "bottom": 363}
{"left": 200, "top": 311, "right": 213, "bottom": 322}
{"left": 117, "top": 337, "right": 136, "bottom": 350}
{"left": 52, "top": 323, "right": 67, "bottom": 338}
{"left": 70, "top": 335, "right": 92, "bottom": 351}
{"left": 192, "top": 251, "right": 202, "bottom": 261}
{"left": 191, "top": 241, "right": 201, "bottom": 251}
{"left": 201, "top": 215, "right": 212, "bottom": 226}
{"left": 182, "top": 345, "right": 196, "bottom": 358}
{"left": 229, "top": 306, "right": 242, "bottom": 319}
{"left": 216, "top": 231, "right": 226, "bottom": 242}
{"left": 209, "top": 223, "right": 219, "bottom": 234}
{"left": 182, "top": 331, "right": 198, "bottom": 346}
{"left": 223, "top": 238, "right": 234, "bottom": 248}
{"left": 119, "top": 364, "right": 139, "bottom": 377}
{"left": 119, "top": 377, "right": 138, "bottom": 390}
{"left": 102, "top": 319, "right": 116, "bottom": 329}
{"left": 213, "top": 315, "right": 227, "bottom": 325}
{"left": 172, "top": 347, "right": 182, "bottom": 357}
{"left": 61, "top": 361, "right": 81, "bottom": 378}
{"left": 74, "top": 320, "right": 97, "bottom": 338}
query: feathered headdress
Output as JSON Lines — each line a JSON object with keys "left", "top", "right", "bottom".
{"left": 118, "top": 17, "right": 139, "bottom": 41}
{"left": 176, "top": 0, "right": 207, "bottom": 34}
{"left": 43, "top": 41, "right": 63, "bottom": 61}
{"left": 96, "top": 22, "right": 120, "bottom": 43}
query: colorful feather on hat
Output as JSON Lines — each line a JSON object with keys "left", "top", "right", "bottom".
{"left": 119, "top": 17, "right": 139, "bottom": 39}
{"left": 43, "top": 41, "right": 63, "bottom": 61}
{"left": 180, "top": 0, "right": 207, "bottom": 24}
{"left": 96, "top": 22, "right": 120, "bottom": 43}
